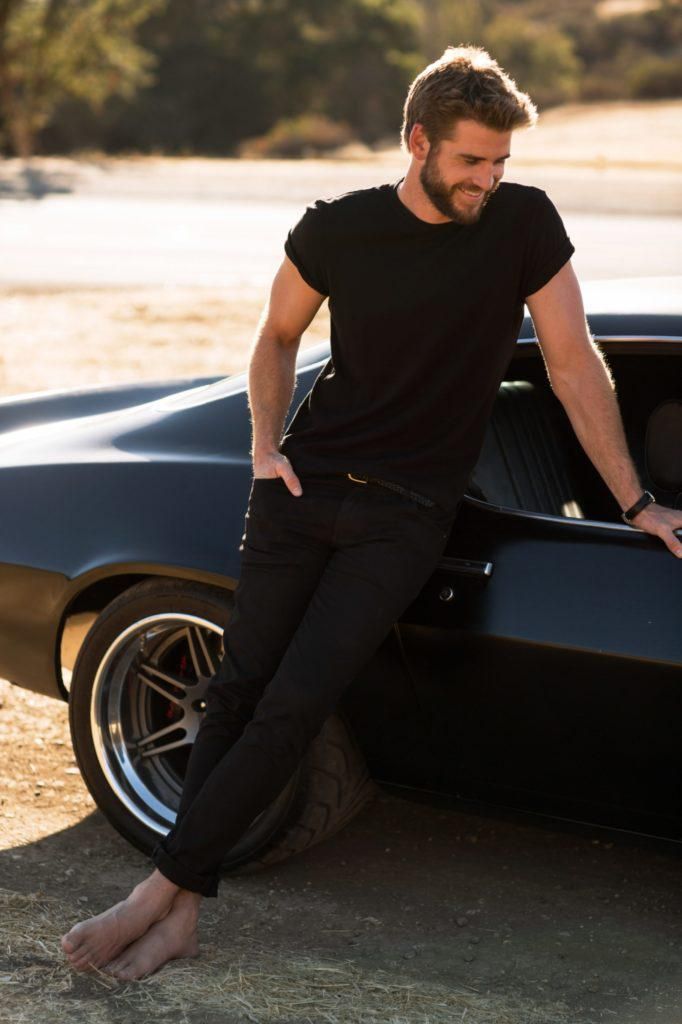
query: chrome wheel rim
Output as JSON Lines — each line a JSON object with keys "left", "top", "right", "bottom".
{"left": 91, "top": 611, "right": 236, "bottom": 835}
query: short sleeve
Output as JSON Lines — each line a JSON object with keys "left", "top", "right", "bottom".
{"left": 520, "top": 190, "right": 575, "bottom": 300}
{"left": 284, "top": 203, "right": 329, "bottom": 296}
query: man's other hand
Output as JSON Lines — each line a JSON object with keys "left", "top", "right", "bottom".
{"left": 253, "top": 453, "right": 303, "bottom": 496}
{"left": 629, "top": 504, "right": 682, "bottom": 558}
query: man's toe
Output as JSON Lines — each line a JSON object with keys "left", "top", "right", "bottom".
{"left": 113, "top": 964, "right": 135, "bottom": 981}
{"left": 69, "top": 958, "right": 91, "bottom": 973}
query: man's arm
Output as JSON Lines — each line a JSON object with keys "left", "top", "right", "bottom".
{"left": 247, "top": 255, "right": 326, "bottom": 496}
{"left": 526, "top": 261, "right": 682, "bottom": 558}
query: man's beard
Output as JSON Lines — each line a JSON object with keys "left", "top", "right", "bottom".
{"left": 419, "top": 148, "right": 498, "bottom": 225}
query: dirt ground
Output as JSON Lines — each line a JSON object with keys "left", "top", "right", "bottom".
{"left": 2, "top": 677, "right": 681, "bottom": 1024}
{"left": 1, "top": 100, "right": 681, "bottom": 1023}
{"left": 0, "top": 285, "right": 331, "bottom": 398}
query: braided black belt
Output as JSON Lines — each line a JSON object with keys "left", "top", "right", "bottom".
{"left": 347, "top": 472, "right": 435, "bottom": 508}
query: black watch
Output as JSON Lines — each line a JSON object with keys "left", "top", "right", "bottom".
{"left": 621, "top": 490, "right": 656, "bottom": 524}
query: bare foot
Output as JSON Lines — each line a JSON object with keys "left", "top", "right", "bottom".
{"left": 104, "top": 889, "right": 201, "bottom": 980}
{"left": 60, "top": 870, "right": 180, "bottom": 971}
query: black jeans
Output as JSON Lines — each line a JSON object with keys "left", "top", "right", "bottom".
{"left": 152, "top": 472, "right": 454, "bottom": 896}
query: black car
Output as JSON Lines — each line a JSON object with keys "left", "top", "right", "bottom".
{"left": 1, "top": 282, "right": 680, "bottom": 870}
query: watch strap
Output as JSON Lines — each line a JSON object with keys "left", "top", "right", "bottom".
{"left": 621, "top": 490, "right": 656, "bottom": 524}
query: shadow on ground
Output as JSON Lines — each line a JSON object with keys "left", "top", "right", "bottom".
{"left": 1, "top": 789, "right": 681, "bottom": 1024}
{"left": 0, "top": 164, "right": 73, "bottom": 199}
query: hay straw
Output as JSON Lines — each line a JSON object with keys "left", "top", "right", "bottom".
{"left": 0, "top": 888, "right": 572, "bottom": 1024}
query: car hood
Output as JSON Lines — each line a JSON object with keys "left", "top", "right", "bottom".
{"left": 0, "top": 342, "right": 332, "bottom": 468}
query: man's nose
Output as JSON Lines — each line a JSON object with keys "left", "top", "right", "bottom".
{"left": 472, "top": 165, "right": 495, "bottom": 191}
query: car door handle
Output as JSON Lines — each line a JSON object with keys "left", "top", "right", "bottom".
{"left": 437, "top": 556, "right": 494, "bottom": 579}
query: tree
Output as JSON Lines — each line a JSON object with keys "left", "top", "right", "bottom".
{"left": 417, "top": 0, "right": 491, "bottom": 62}
{"left": 483, "top": 13, "right": 582, "bottom": 109}
{"left": 62, "top": 0, "right": 421, "bottom": 154}
{"left": 289, "top": 0, "right": 420, "bottom": 142}
{"left": 0, "top": 0, "right": 165, "bottom": 157}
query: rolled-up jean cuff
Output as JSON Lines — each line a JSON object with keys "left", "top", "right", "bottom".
{"left": 151, "top": 842, "right": 219, "bottom": 898}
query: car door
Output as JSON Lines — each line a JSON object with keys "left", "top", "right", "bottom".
{"left": 397, "top": 487, "right": 682, "bottom": 839}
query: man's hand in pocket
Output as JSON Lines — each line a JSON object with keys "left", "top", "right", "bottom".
{"left": 253, "top": 453, "right": 302, "bottom": 496}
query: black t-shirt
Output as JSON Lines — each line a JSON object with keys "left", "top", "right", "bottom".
{"left": 280, "top": 179, "right": 574, "bottom": 514}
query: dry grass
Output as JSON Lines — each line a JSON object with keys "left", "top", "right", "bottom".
{"left": 0, "top": 287, "right": 331, "bottom": 399}
{"left": 0, "top": 888, "right": 573, "bottom": 1024}
{"left": 596, "top": 0, "right": 659, "bottom": 19}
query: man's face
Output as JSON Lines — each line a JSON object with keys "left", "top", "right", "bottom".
{"left": 418, "top": 119, "right": 512, "bottom": 225}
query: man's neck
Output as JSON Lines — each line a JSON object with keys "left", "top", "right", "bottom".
{"left": 396, "top": 168, "right": 451, "bottom": 225}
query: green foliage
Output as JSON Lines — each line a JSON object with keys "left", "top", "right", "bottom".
{"left": 628, "top": 54, "right": 682, "bottom": 98}
{"left": 483, "top": 13, "right": 582, "bottom": 108}
{"left": 238, "top": 115, "right": 354, "bottom": 158}
{"left": 41, "top": 0, "right": 420, "bottom": 154}
{"left": 293, "top": 0, "right": 421, "bottom": 141}
{"left": 2, "top": 0, "right": 679, "bottom": 156}
{"left": 545, "top": 0, "right": 682, "bottom": 102}
{"left": 0, "top": 0, "right": 164, "bottom": 156}
{"left": 418, "top": 0, "right": 489, "bottom": 61}
{"left": 417, "top": 0, "right": 681, "bottom": 109}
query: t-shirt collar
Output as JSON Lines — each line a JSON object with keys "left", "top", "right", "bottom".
{"left": 386, "top": 177, "right": 464, "bottom": 232}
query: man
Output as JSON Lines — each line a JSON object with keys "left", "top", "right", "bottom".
{"left": 61, "top": 45, "right": 682, "bottom": 981}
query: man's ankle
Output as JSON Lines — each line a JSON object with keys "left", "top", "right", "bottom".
{"left": 175, "top": 889, "right": 203, "bottom": 912}
{"left": 132, "top": 870, "right": 180, "bottom": 900}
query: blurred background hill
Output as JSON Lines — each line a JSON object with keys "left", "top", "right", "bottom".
{"left": 0, "top": 0, "right": 680, "bottom": 158}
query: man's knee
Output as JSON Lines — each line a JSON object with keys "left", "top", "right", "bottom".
{"left": 243, "top": 685, "right": 331, "bottom": 765}
{"left": 204, "top": 662, "right": 260, "bottom": 724}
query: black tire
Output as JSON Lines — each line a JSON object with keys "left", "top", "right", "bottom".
{"left": 239, "top": 711, "right": 377, "bottom": 872}
{"left": 68, "top": 577, "right": 376, "bottom": 873}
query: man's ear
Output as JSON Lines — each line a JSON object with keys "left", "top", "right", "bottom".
{"left": 409, "top": 123, "right": 431, "bottom": 162}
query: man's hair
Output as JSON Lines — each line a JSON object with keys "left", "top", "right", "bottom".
{"left": 401, "top": 45, "right": 537, "bottom": 151}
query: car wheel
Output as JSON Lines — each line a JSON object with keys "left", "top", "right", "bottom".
{"left": 68, "top": 577, "right": 376, "bottom": 873}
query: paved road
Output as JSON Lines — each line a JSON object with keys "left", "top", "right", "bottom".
{"left": 2, "top": 190, "right": 680, "bottom": 293}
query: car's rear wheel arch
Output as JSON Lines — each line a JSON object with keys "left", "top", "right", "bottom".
{"left": 58, "top": 569, "right": 235, "bottom": 698}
